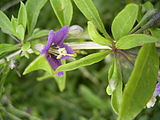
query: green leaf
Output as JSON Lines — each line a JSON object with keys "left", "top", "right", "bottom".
{"left": 11, "top": 16, "right": 25, "bottom": 41}
{"left": 143, "top": 1, "right": 154, "bottom": 11}
{"left": 18, "top": 2, "right": 27, "bottom": 30}
{"left": 150, "top": 28, "right": 160, "bottom": 39}
{"left": 88, "top": 21, "right": 112, "bottom": 46}
{"left": 0, "top": 11, "right": 13, "bottom": 35}
{"left": 73, "top": 0, "right": 110, "bottom": 39}
{"left": 15, "top": 25, "right": 25, "bottom": 41}
{"left": 26, "top": 0, "right": 47, "bottom": 34}
{"left": 111, "top": 79, "right": 122, "bottom": 114}
{"left": 37, "top": 73, "right": 66, "bottom": 92}
{"left": 37, "top": 60, "right": 66, "bottom": 92}
{"left": 56, "top": 50, "right": 111, "bottom": 72}
{"left": 118, "top": 44, "right": 159, "bottom": 120}
{"left": 107, "top": 58, "right": 122, "bottom": 114}
{"left": 27, "top": 29, "right": 49, "bottom": 40}
{"left": 116, "top": 34, "right": 158, "bottom": 49}
{"left": 11, "top": 16, "right": 18, "bottom": 32}
{"left": 50, "top": 0, "right": 73, "bottom": 26}
{"left": 23, "top": 55, "right": 54, "bottom": 75}
{"left": 54, "top": 60, "right": 66, "bottom": 91}
{"left": 0, "top": 44, "right": 19, "bottom": 56}
{"left": 21, "top": 42, "right": 30, "bottom": 52}
{"left": 111, "top": 4, "right": 138, "bottom": 40}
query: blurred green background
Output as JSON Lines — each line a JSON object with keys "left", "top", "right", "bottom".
{"left": 0, "top": 0, "right": 160, "bottom": 120}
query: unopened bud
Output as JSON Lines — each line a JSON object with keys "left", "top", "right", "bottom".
{"left": 146, "top": 97, "right": 157, "bottom": 108}
{"left": 148, "top": 11, "right": 160, "bottom": 27}
{"left": 9, "top": 59, "right": 18, "bottom": 69}
{"left": 69, "top": 25, "right": 83, "bottom": 36}
{"left": 33, "top": 43, "right": 44, "bottom": 52}
{"left": 135, "top": 10, "right": 160, "bottom": 33}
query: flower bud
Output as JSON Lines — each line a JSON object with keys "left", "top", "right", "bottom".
{"left": 9, "top": 59, "right": 18, "bottom": 69}
{"left": 69, "top": 25, "right": 83, "bottom": 36}
{"left": 148, "top": 11, "right": 160, "bottom": 27}
{"left": 33, "top": 43, "right": 44, "bottom": 52}
{"left": 135, "top": 10, "right": 160, "bottom": 33}
{"left": 146, "top": 97, "right": 157, "bottom": 108}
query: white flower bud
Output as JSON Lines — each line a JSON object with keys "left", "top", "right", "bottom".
{"left": 69, "top": 25, "right": 83, "bottom": 36}
{"left": 146, "top": 97, "right": 157, "bottom": 108}
{"left": 9, "top": 59, "right": 17, "bottom": 69}
{"left": 33, "top": 43, "right": 44, "bottom": 52}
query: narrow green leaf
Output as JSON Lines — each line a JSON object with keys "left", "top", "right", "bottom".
{"left": 16, "top": 25, "right": 25, "bottom": 41}
{"left": 118, "top": 44, "right": 159, "bottom": 120}
{"left": 11, "top": 16, "right": 25, "bottom": 41}
{"left": 37, "top": 72, "right": 52, "bottom": 81}
{"left": 0, "top": 44, "right": 19, "bottom": 56}
{"left": 0, "top": 11, "right": 13, "bottom": 34}
{"left": 111, "top": 79, "right": 122, "bottom": 114}
{"left": 116, "top": 34, "right": 158, "bottom": 49}
{"left": 18, "top": 2, "right": 27, "bottom": 30}
{"left": 88, "top": 21, "right": 112, "bottom": 46}
{"left": 37, "top": 70, "right": 66, "bottom": 92}
{"left": 11, "top": 16, "right": 18, "bottom": 33}
{"left": 56, "top": 50, "right": 111, "bottom": 72}
{"left": 111, "top": 4, "right": 138, "bottom": 40}
{"left": 26, "top": 0, "right": 47, "bottom": 34}
{"left": 150, "top": 28, "right": 160, "bottom": 39}
{"left": 107, "top": 58, "right": 122, "bottom": 114}
{"left": 143, "top": 1, "right": 154, "bottom": 11}
{"left": 73, "top": 0, "right": 110, "bottom": 39}
{"left": 54, "top": 60, "right": 66, "bottom": 91}
{"left": 50, "top": 0, "right": 73, "bottom": 26}
{"left": 27, "top": 29, "right": 49, "bottom": 40}
{"left": 23, "top": 55, "right": 54, "bottom": 75}
{"left": 37, "top": 60, "right": 66, "bottom": 91}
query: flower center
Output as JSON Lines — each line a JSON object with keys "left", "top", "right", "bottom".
{"left": 48, "top": 46, "right": 74, "bottom": 59}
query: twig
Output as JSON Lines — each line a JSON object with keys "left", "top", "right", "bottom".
{"left": 126, "top": 51, "right": 137, "bottom": 56}
{"left": 10, "top": 35, "right": 21, "bottom": 43}
{"left": 0, "top": 42, "right": 111, "bottom": 64}
{"left": 118, "top": 50, "right": 134, "bottom": 66}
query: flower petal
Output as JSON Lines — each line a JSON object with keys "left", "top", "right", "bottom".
{"left": 56, "top": 72, "right": 64, "bottom": 77}
{"left": 154, "top": 82, "right": 160, "bottom": 97}
{"left": 41, "top": 30, "right": 55, "bottom": 54}
{"left": 54, "top": 26, "right": 69, "bottom": 45}
{"left": 46, "top": 55, "right": 64, "bottom": 77}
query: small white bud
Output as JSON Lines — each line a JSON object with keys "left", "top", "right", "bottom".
{"left": 9, "top": 59, "right": 17, "bottom": 69}
{"left": 33, "top": 43, "right": 44, "bottom": 52}
{"left": 146, "top": 97, "right": 157, "bottom": 108}
{"left": 69, "top": 25, "right": 83, "bottom": 36}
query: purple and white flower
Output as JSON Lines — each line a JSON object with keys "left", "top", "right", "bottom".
{"left": 147, "top": 75, "right": 160, "bottom": 108}
{"left": 41, "top": 26, "right": 74, "bottom": 77}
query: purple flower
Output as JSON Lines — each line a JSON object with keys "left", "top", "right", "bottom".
{"left": 147, "top": 75, "right": 160, "bottom": 108}
{"left": 41, "top": 26, "right": 74, "bottom": 77}
{"left": 153, "top": 81, "right": 160, "bottom": 97}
